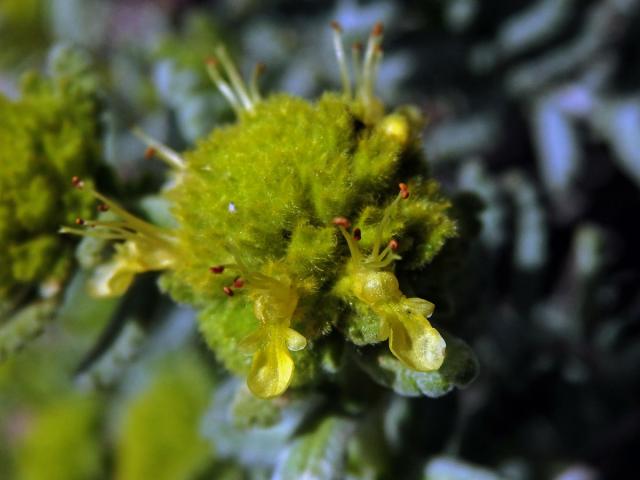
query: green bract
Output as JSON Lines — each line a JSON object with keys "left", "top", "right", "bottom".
{"left": 69, "top": 25, "right": 461, "bottom": 399}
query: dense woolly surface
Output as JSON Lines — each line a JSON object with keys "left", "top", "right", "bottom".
{"left": 163, "top": 92, "right": 457, "bottom": 385}
{"left": 0, "top": 49, "right": 102, "bottom": 301}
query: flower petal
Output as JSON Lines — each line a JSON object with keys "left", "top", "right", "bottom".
{"left": 388, "top": 311, "right": 446, "bottom": 371}
{"left": 89, "top": 260, "right": 136, "bottom": 298}
{"left": 404, "top": 297, "right": 435, "bottom": 318}
{"left": 247, "top": 337, "right": 295, "bottom": 398}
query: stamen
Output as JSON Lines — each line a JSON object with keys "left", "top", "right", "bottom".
{"left": 388, "top": 239, "right": 399, "bottom": 251}
{"left": 210, "top": 265, "right": 225, "bottom": 274}
{"left": 370, "top": 45, "right": 383, "bottom": 98}
{"left": 233, "top": 277, "right": 245, "bottom": 288}
{"left": 399, "top": 183, "right": 410, "bottom": 199}
{"left": 214, "top": 46, "right": 254, "bottom": 111}
{"left": 372, "top": 187, "right": 405, "bottom": 258}
{"left": 353, "top": 227, "right": 362, "bottom": 241}
{"left": 206, "top": 57, "right": 243, "bottom": 115}
{"left": 90, "top": 190, "right": 174, "bottom": 244}
{"left": 144, "top": 146, "right": 156, "bottom": 160}
{"left": 250, "top": 63, "right": 266, "bottom": 103}
{"left": 71, "top": 176, "right": 84, "bottom": 189}
{"left": 98, "top": 203, "right": 110, "bottom": 212}
{"left": 75, "top": 217, "right": 85, "bottom": 225}
{"left": 351, "top": 42, "right": 363, "bottom": 94}
{"left": 223, "top": 286, "right": 234, "bottom": 297}
{"left": 337, "top": 225, "right": 362, "bottom": 262}
{"left": 331, "top": 21, "right": 352, "bottom": 99}
{"left": 362, "top": 22, "right": 384, "bottom": 108}
{"left": 132, "top": 128, "right": 185, "bottom": 170}
{"left": 332, "top": 216, "right": 351, "bottom": 228}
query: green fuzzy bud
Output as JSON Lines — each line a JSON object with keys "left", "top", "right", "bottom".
{"left": 0, "top": 45, "right": 102, "bottom": 302}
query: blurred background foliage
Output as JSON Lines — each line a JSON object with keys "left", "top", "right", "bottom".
{"left": 1, "top": 1, "right": 639, "bottom": 479}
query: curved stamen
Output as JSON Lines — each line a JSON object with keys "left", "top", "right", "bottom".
{"left": 132, "top": 127, "right": 185, "bottom": 170}
{"left": 215, "top": 46, "right": 254, "bottom": 111}
{"left": 331, "top": 21, "right": 352, "bottom": 99}
{"left": 362, "top": 22, "right": 384, "bottom": 108}
{"left": 351, "top": 42, "right": 363, "bottom": 95}
{"left": 250, "top": 62, "right": 266, "bottom": 103}
{"left": 206, "top": 57, "right": 243, "bottom": 115}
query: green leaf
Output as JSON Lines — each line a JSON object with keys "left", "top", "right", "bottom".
{"left": 273, "top": 416, "right": 355, "bottom": 480}
{"left": 357, "top": 333, "right": 478, "bottom": 397}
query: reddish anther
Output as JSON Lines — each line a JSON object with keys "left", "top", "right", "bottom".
{"left": 233, "top": 277, "right": 245, "bottom": 288}
{"left": 399, "top": 183, "right": 410, "bottom": 199}
{"left": 75, "top": 217, "right": 85, "bottom": 226}
{"left": 352, "top": 42, "right": 363, "bottom": 52}
{"left": 144, "top": 147, "right": 156, "bottom": 160}
{"left": 223, "top": 286, "right": 234, "bottom": 297}
{"left": 388, "top": 239, "right": 399, "bottom": 251}
{"left": 372, "top": 22, "right": 384, "bottom": 36}
{"left": 332, "top": 216, "right": 351, "bottom": 228}
{"left": 98, "top": 203, "right": 110, "bottom": 212}
{"left": 331, "top": 20, "right": 342, "bottom": 32}
{"left": 353, "top": 228, "right": 362, "bottom": 241}
{"left": 71, "top": 176, "right": 84, "bottom": 189}
{"left": 209, "top": 265, "right": 225, "bottom": 274}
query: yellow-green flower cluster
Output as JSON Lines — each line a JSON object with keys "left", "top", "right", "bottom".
{"left": 0, "top": 47, "right": 102, "bottom": 303}
{"left": 70, "top": 24, "right": 458, "bottom": 398}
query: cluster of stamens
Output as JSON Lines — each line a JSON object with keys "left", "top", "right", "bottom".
{"left": 205, "top": 46, "right": 265, "bottom": 115}
{"left": 331, "top": 21, "right": 384, "bottom": 120}
{"left": 209, "top": 265, "right": 246, "bottom": 297}
{"left": 61, "top": 177, "right": 176, "bottom": 249}
{"left": 208, "top": 251, "right": 305, "bottom": 398}
{"left": 332, "top": 182, "right": 409, "bottom": 270}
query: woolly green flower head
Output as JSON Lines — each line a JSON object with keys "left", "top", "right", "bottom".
{"left": 68, "top": 24, "right": 459, "bottom": 398}
{"left": 0, "top": 46, "right": 102, "bottom": 303}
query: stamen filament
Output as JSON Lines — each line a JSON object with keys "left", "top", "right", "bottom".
{"left": 132, "top": 128, "right": 185, "bottom": 170}
{"left": 370, "top": 46, "right": 383, "bottom": 100}
{"left": 250, "top": 63, "right": 266, "bottom": 102}
{"left": 59, "top": 227, "right": 135, "bottom": 241}
{"left": 89, "top": 190, "right": 174, "bottom": 245}
{"left": 215, "top": 46, "right": 254, "bottom": 111}
{"left": 206, "top": 58, "right": 243, "bottom": 115}
{"left": 362, "top": 23, "right": 384, "bottom": 108}
{"left": 372, "top": 194, "right": 401, "bottom": 258}
{"left": 351, "top": 42, "right": 363, "bottom": 95}
{"left": 338, "top": 226, "right": 362, "bottom": 262}
{"left": 331, "top": 21, "right": 352, "bottom": 99}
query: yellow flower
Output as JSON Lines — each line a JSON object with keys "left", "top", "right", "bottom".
{"left": 61, "top": 185, "right": 178, "bottom": 298}
{"left": 89, "top": 241, "right": 175, "bottom": 298}
{"left": 242, "top": 324, "right": 307, "bottom": 398}
{"left": 334, "top": 185, "right": 446, "bottom": 372}
{"left": 379, "top": 301, "right": 445, "bottom": 371}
